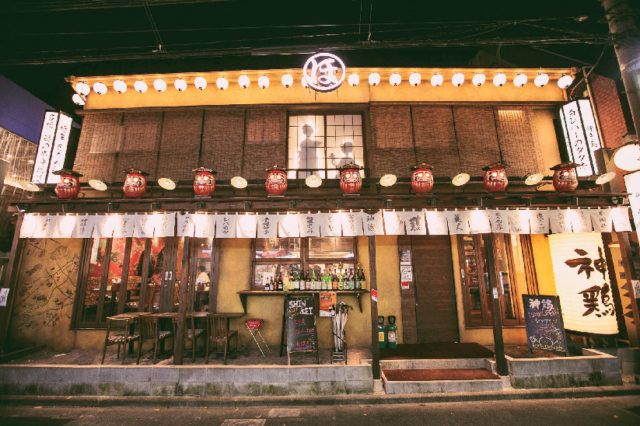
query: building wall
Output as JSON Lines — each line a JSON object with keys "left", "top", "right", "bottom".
{"left": 590, "top": 74, "right": 629, "bottom": 150}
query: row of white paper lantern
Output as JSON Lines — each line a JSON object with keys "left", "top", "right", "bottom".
{"left": 72, "top": 72, "right": 574, "bottom": 105}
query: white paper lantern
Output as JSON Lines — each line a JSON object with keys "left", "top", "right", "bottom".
{"left": 431, "top": 73, "right": 444, "bottom": 87}
{"left": 153, "top": 79, "right": 167, "bottom": 92}
{"left": 194, "top": 77, "right": 207, "bottom": 90}
{"left": 613, "top": 143, "right": 640, "bottom": 171}
{"left": 534, "top": 73, "right": 549, "bottom": 87}
{"left": 513, "top": 73, "right": 528, "bottom": 87}
{"left": 348, "top": 73, "right": 360, "bottom": 86}
{"left": 113, "top": 80, "right": 127, "bottom": 93}
{"left": 72, "top": 94, "right": 85, "bottom": 105}
{"left": 93, "top": 82, "right": 107, "bottom": 95}
{"left": 452, "top": 73, "right": 464, "bottom": 87}
{"left": 389, "top": 73, "right": 401, "bottom": 86}
{"left": 493, "top": 73, "right": 507, "bottom": 87}
{"left": 557, "top": 74, "right": 574, "bottom": 89}
{"left": 368, "top": 73, "right": 380, "bottom": 86}
{"left": 216, "top": 77, "right": 229, "bottom": 90}
{"left": 75, "top": 82, "right": 90, "bottom": 96}
{"left": 472, "top": 73, "right": 486, "bottom": 86}
{"left": 409, "top": 73, "right": 421, "bottom": 86}
{"left": 174, "top": 78, "right": 187, "bottom": 91}
{"left": 238, "top": 75, "right": 250, "bottom": 88}
{"left": 281, "top": 74, "right": 293, "bottom": 88}
{"left": 134, "top": 80, "right": 148, "bottom": 93}
{"left": 258, "top": 76, "right": 269, "bottom": 89}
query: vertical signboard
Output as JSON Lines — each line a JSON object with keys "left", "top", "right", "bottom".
{"left": 624, "top": 171, "right": 640, "bottom": 243}
{"left": 559, "top": 100, "right": 601, "bottom": 177}
{"left": 46, "top": 113, "right": 73, "bottom": 184}
{"left": 31, "top": 111, "right": 59, "bottom": 184}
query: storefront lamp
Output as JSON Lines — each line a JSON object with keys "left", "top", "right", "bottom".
{"left": 158, "top": 178, "right": 176, "bottom": 190}
{"left": 75, "top": 82, "right": 90, "bottom": 96}
{"left": 368, "top": 73, "right": 380, "bottom": 86}
{"left": 281, "top": 74, "right": 293, "bottom": 88}
{"left": 513, "top": 73, "right": 528, "bottom": 87}
{"left": 238, "top": 75, "right": 250, "bottom": 88}
{"left": 134, "top": 80, "right": 148, "bottom": 93}
{"left": 452, "top": 73, "right": 464, "bottom": 87}
{"left": 258, "top": 76, "right": 269, "bottom": 89}
{"left": 595, "top": 171, "right": 616, "bottom": 185}
{"left": 472, "top": 73, "right": 486, "bottom": 86}
{"left": 534, "top": 73, "right": 549, "bottom": 87}
{"left": 113, "top": 80, "right": 127, "bottom": 93}
{"left": 231, "top": 176, "right": 248, "bottom": 189}
{"left": 379, "top": 174, "right": 397, "bottom": 187}
{"left": 389, "top": 73, "right": 401, "bottom": 86}
{"left": 431, "top": 73, "right": 443, "bottom": 87}
{"left": 305, "top": 174, "right": 322, "bottom": 188}
{"left": 72, "top": 94, "right": 85, "bottom": 106}
{"left": 613, "top": 139, "right": 640, "bottom": 171}
{"left": 524, "top": 172, "right": 544, "bottom": 186}
{"left": 348, "top": 73, "right": 360, "bottom": 86}
{"left": 174, "top": 78, "right": 187, "bottom": 91}
{"left": 557, "top": 74, "right": 574, "bottom": 89}
{"left": 89, "top": 179, "right": 108, "bottom": 191}
{"left": 452, "top": 172, "right": 470, "bottom": 186}
{"left": 93, "top": 82, "right": 107, "bottom": 95}
{"left": 21, "top": 181, "right": 41, "bottom": 192}
{"left": 409, "top": 73, "right": 421, "bottom": 86}
{"left": 216, "top": 77, "right": 229, "bottom": 90}
{"left": 153, "top": 79, "right": 167, "bottom": 92}
{"left": 493, "top": 73, "right": 506, "bottom": 87}
{"left": 194, "top": 77, "right": 207, "bottom": 90}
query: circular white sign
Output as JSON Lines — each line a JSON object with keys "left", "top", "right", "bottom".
{"left": 302, "top": 53, "right": 346, "bottom": 92}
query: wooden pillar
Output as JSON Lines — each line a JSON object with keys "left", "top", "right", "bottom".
{"left": 174, "top": 237, "right": 191, "bottom": 365}
{"left": 615, "top": 232, "right": 640, "bottom": 344}
{"left": 209, "top": 238, "right": 221, "bottom": 313}
{"left": 138, "top": 238, "right": 152, "bottom": 312}
{"left": 368, "top": 235, "right": 381, "bottom": 380}
{"left": 0, "top": 214, "right": 24, "bottom": 350}
{"left": 117, "top": 238, "right": 133, "bottom": 314}
{"left": 483, "top": 234, "right": 508, "bottom": 376}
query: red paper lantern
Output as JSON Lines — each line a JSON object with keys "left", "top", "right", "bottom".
{"left": 193, "top": 167, "right": 216, "bottom": 196}
{"left": 411, "top": 163, "right": 434, "bottom": 193}
{"left": 265, "top": 165, "right": 288, "bottom": 195}
{"left": 551, "top": 162, "right": 579, "bottom": 192}
{"left": 53, "top": 169, "right": 82, "bottom": 199}
{"left": 340, "top": 162, "right": 363, "bottom": 194}
{"left": 482, "top": 163, "right": 509, "bottom": 192}
{"left": 123, "top": 169, "right": 148, "bottom": 198}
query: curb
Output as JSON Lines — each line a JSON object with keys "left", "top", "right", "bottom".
{"left": 1, "top": 386, "right": 640, "bottom": 407}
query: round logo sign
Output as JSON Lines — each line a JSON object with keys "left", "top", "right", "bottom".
{"left": 302, "top": 53, "right": 346, "bottom": 92}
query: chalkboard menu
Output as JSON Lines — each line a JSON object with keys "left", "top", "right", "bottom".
{"left": 285, "top": 295, "right": 319, "bottom": 363}
{"left": 523, "top": 295, "right": 569, "bottom": 355}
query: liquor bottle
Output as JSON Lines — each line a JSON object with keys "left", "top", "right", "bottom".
{"left": 349, "top": 268, "right": 355, "bottom": 290}
{"left": 266, "top": 276, "right": 272, "bottom": 291}
{"left": 332, "top": 272, "right": 338, "bottom": 290}
{"left": 283, "top": 272, "right": 290, "bottom": 291}
{"left": 293, "top": 270, "right": 300, "bottom": 291}
{"left": 359, "top": 267, "right": 366, "bottom": 290}
{"left": 305, "top": 269, "right": 311, "bottom": 291}
{"left": 338, "top": 268, "right": 344, "bottom": 291}
{"left": 277, "top": 274, "right": 283, "bottom": 291}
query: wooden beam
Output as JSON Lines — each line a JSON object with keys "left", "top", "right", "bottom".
{"left": 368, "top": 235, "right": 381, "bottom": 380}
{"left": 138, "top": 238, "right": 152, "bottom": 312}
{"left": 0, "top": 214, "right": 24, "bottom": 350}
{"left": 483, "top": 234, "right": 508, "bottom": 376}
{"left": 209, "top": 238, "right": 221, "bottom": 313}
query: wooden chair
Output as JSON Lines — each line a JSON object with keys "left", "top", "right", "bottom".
{"left": 207, "top": 315, "right": 238, "bottom": 364}
{"left": 140, "top": 315, "right": 173, "bottom": 363}
{"left": 174, "top": 316, "right": 205, "bottom": 362}
{"left": 101, "top": 316, "right": 141, "bottom": 365}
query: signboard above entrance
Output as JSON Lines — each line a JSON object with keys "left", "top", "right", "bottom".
{"left": 302, "top": 53, "right": 346, "bottom": 92}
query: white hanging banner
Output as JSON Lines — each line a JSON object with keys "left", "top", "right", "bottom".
{"left": 530, "top": 209, "right": 550, "bottom": 234}
{"left": 112, "top": 214, "right": 135, "bottom": 238}
{"left": 93, "top": 214, "right": 117, "bottom": 238}
{"left": 611, "top": 206, "right": 632, "bottom": 232}
{"left": 19, "top": 214, "right": 37, "bottom": 238}
{"left": 570, "top": 209, "right": 593, "bottom": 233}
{"left": 278, "top": 213, "right": 300, "bottom": 237}
{"left": 176, "top": 213, "right": 196, "bottom": 237}
{"left": 193, "top": 213, "right": 215, "bottom": 238}
{"left": 446, "top": 210, "right": 471, "bottom": 235}
{"left": 401, "top": 210, "right": 427, "bottom": 235}
{"left": 319, "top": 212, "right": 342, "bottom": 237}
{"left": 506, "top": 209, "right": 531, "bottom": 234}
{"left": 487, "top": 210, "right": 509, "bottom": 234}
{"left": 548, "top": 232, "right": 618, "bottom": 334}
{"left": 625, "top": 171, "right": 640, "bottom": 241}
{"left": 383, "top": 210, "right": 405, "bottom": 235}
{"left": 589, "top": 208, "right": 613, "bottom": 233}
{"left": 71, "top": 214, "right": 95, "bottom": 238}
{"left": 298, "top": 213, "right": 321, "bottom": 237}
{"left": 215, "top": 214, "right": 237, "bottom": 238}
{"left": 362, "top": 210, "right": 384, "bottom": 236}
{"left": 49, "top": 214, "right": 74, "bottom": 238}
{"left": 157, "top": 213, "right": 176, "bottom": 237}
{"left": 134, "top": 214, "right": 155, "bottom": 238}
{"left": 469, "top": 209, "right": 491, "bottom": 234}
{"left": 342, "top": 211, "right": 364, "bottom": 236}
{"left": 550, "top": 209, "right": 573, "bottom": 234}
{"left": 236, "top": 214, "right": 257, "bottom": 238}
{"left": 256, "top": 214, "right": 278, "bottom": 238}
{"left": 425, "top": 210, "right": 448, "bottom": 235}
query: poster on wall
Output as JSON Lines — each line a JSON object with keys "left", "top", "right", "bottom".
{"left": 548, "top": 232, "right": 619, "bottom": 335}
{"left": 400, "top": 265, "right": 412, "bottom": 290}
{"left": 319, "top": 292, "right": 337, "bottom": 317}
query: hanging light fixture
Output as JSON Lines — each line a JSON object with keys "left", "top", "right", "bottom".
{"left": 524, "top": 172, "right": 544, "bottom": 186}
{"left": 452, "top": 73, "right": 465, "bottom": 87}
{"left": 534, "top": 73, "right": 549, "bottom": 87}
{"left": 174, "top": 78, "right": 187, "bottom": 91}
{"left": 613, "top": 137, "right": 640, "bottom": 171}
{"left": 113, "top": 80, "right": 127, "bottom": 93}
{"left": 194, "top": 77, "right": 207, "bottom": 90}
{"left": 258, "top": 76, "right": 269, "bottom": 89}
{"left": 134, "top": 80, "right": 148, "bottom": 93}
{"left": 305, "top": 174, "right": 322, "bottom": 188}
{"left": 431, "top": 73, "right": 444, "bottom": 87}
{"left": 238, "top": 75, "right": 250, "bottom": 88}
{"left": 557, "top": 74, "right": 574, "bottom": 89}
{"left": 153, "top": 79, "right": 167, "bottom": 92}
{"left": 389, "top": 73, "right": 401, "bottom": 86}
{"left": 21, "top": 181, "right": 41, "bottom": 192}
{"left": 409, "top": 73, "right": 421, "bottom": 86}
{"left": 158, "top": 178, "right": 176, "bottom": 190}
{"left": 348, "top": 73, "right": 360, "bottom": 86}
{"left": 368, "top": 73, "right": 381, "bottom": 86}
{"left": 493, "top": 73, "right": 507, "bottom": 87}
{"left": 216, "top": 77, "right": 229, "bottom": 90}
{"left": 231, "top": 176, "right": 248, "bottom": 189}
{"left": 472, "top": 73, "right": 486, "bottom": 86}
{"left": 75, "top": 82, "right": 90, "bottom": 96}
{"left": 595, "top": 171, "right": 616, "bottom": 185}
{"left": 452, "top": 173, "right": 470, "bottom": 186}
{"left": 89, "top": 179, "right": 108, "bottom": 191}
{"left": 72, "top": 94, "right": 86, "bottom": 106}
{"left": 93, "top": 82, "right": 107, "bottom": 95}
{"left": 379, "top": 174, "right": 397, "bottom": 187}
{"left": 281, "top": 74, "right": 293, "bottom": 88}
{"left": 513, "top": 73, "right": 528, "bottom": 87}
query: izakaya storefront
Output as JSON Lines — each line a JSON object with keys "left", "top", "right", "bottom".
{"left": 2, "top": 62, "right": 639, "bottom": 364}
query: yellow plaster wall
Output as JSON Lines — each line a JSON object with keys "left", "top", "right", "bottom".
{"left": 531, "top": 234, "right": 557, "bottom": 295}
{"left": 532, "top": 108, "right": 563, "bottom": 174}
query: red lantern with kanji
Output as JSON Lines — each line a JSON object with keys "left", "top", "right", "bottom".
{"left": 123, "top": 169, "right": 148, "bottom": 198}
{"left": 340, "top": 162, "right": 363, "bottom": 194}
{"left": 53, "top": 169, "right": 82, "bottom": 199}
{"left": 411, "top": 163, "right": 434, "bottom": 193}
{"left": 551, "top": 162, "right": 579, "bottom": 192}
{"left": 193, "top": 167, "right": 216, "bottom": 196}
{"left": 482, "top": 162, "right": 509, "bottom": 192}
{"left": 265, "top": 165, "right": 287, "bottom": 195}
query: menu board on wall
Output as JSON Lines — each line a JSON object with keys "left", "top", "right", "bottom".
{"left": 523, "top": 295, "right": 568, "bottom": 354}
{"left": 285, "top": 295, "right": 318, "bottom": 364}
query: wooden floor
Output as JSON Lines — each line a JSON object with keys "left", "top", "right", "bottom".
{"left": 380, "top": 343, "right": 494, "bottom": 359}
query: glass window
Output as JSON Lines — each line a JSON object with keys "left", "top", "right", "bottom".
{"left": 254, "top": 263, "right": 302, "bottom": 289}
{"left": 255, "top": 238, "right": 300, "bottom": 259}
{"left": 288, "top": 114, "right": 365, "bottom": 179}
{"left": 81, "top": 238, "right": 108, "bottom": 323}
{"left": 308, "top": 237, "right": 354, "bottom": 259}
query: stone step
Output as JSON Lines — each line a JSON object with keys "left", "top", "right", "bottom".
{"left": 382, "top": 368, "right": 504, "bottom": 394}
{"left": 380, "top": 357, "right": 492, "bottom": 370}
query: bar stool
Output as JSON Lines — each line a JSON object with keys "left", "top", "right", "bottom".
{"left": 245, "top": 319, "right": 270, "bottom": 357}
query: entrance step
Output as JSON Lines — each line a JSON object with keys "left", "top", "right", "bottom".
{"left": 380, "top": 357, "right": 491, "bottom": 371}
{"left": 382, "top": 368, "right": 503, "bottom": 394}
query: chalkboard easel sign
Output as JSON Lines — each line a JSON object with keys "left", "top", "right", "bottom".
{"left": 523, "top": 295, "right": 569, "bottom": 356}
{"left": 285, "top": 295, "right": 319, "bottom": 364}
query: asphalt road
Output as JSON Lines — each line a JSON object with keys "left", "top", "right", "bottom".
{"left": 1, "top": 396, "right": 640, "bottom": 425}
